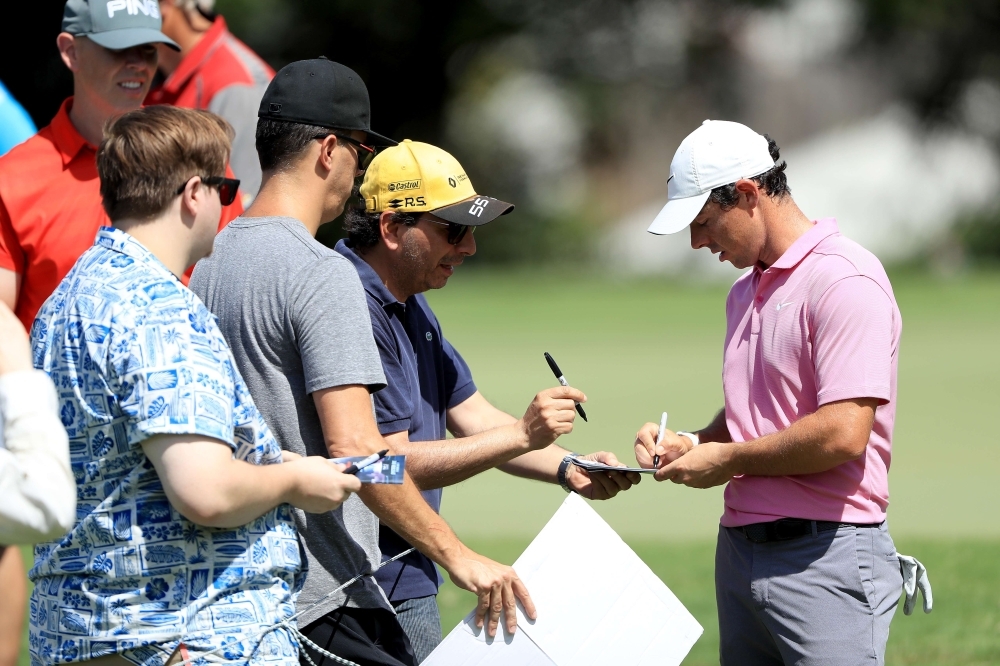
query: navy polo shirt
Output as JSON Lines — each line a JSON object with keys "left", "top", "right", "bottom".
{"left": 336, "top": 239, "right": 478, "bottom": 602}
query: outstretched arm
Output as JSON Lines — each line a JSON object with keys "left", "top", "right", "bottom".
{"left": 314, "top": 385, "right": 537, "bottom": 637}
{"left": 448, "top": 392, "right": 639, "bottom": 499}
{"left": 142, "top": 434, "right": 360, "bottom": 528}
{"left": 383, "top": 387, "right": 584, "bottom": 490}
{"left": 655, "top": 398, "right": 877, "bottom": 487}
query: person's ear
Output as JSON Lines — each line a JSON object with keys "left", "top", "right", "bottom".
{"left": 734, "top": 179, "right": 760, "bottom": 211}
{"left": 56, "top": 33, "right": 79, "bottom": 73}
{"left": 316, "top": 134, "right": 339, "bottom": 174}
{"left": 178, "top": 177, "right": 203, "bottom": 227}
{"left": 379, "top": 211, "right": 405, "bottom": 251}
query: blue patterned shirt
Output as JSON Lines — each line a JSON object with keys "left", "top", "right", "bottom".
{"left": 28, "top": 227, "right": 303, "bottom": 666}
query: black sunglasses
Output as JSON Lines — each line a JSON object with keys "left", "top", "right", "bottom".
{"left": 313, "top": 132, "right": 378, "bottom": 171}
{"left": 175, "top": 175, "right": 241, "bottom": 206}
{"left": 426, "top": 218, "right": 475, "bottom": 245}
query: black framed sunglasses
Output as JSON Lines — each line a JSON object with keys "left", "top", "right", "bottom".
{"left": 175, "top": 176, "right": 241, "bottom": 206}
{"left": 313, "top": 132, "right": 378, "bottom": 171}
{"left": 426, "top": 219, "right": 475, "bottom": 245}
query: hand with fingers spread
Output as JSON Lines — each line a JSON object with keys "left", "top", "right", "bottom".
{"left": 566, "top": 451, "right": 641, "bottom": 499}
{"left": 518, "top": 386, "right": 587, "bottom": 450}
{"left": 634, "top": 421, "right": 693, "bottom": 470}
{"left": 445, "top": 547, "right": 536, "bottom": 637}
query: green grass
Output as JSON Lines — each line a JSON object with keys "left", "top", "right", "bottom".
{"left": 436, "top": 538, "right": 1000, "bottom": 666}
{"left": 15, "top": 269, "right": 1000, "bottom": 664}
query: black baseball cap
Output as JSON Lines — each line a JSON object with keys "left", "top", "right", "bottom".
{"left": 258, "top": 57, "right": 396, "bottom": 147}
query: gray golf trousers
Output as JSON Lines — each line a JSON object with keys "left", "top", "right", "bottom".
{"left": 716, "top": 521, "right": 903, "bottom": 665}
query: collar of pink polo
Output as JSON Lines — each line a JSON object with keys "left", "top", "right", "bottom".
{"left": 765, "top": 217, "right": 840, "bottom": 272}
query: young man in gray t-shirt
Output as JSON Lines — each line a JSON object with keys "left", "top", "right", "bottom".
{"left": 192, "top": 59, "right": 536, "bottom": 666}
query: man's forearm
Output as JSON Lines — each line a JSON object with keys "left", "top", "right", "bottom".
{"left": 144, "top": 436, "right": 298, "bottom": 528}
{"left": 358, "top": 475, "right": 465, "bottom": 568}
{"left": 498, "top": 444, "right": 569, "bottom": 483}
{"left": 697, "top": 408, "right": 732, "bottom": 443}
{"left": 390, "top": 423, "right": 531, "bottom": 490}
{"left": 724, "top": 399, "right": 876, "bottom": 477}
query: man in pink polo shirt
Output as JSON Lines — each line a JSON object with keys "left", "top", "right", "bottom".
{"left": 634, "top": 120, "right": 929, "bottom": 665}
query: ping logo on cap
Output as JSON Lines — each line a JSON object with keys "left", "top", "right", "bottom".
{"left": 106, "top": 0, "right": 160, "bottom": 18}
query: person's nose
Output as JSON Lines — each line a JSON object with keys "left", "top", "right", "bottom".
{"left": 690, "top": 224, "right": 709, "bottom": 250}
{"left": 458, "top": 228, "right": 477, "bottom": 256}
{"left": 124, "top": 46, "right": 157, "bottom": 70}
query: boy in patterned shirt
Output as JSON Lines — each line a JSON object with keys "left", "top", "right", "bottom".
{"left": 28, "top": 106, "right": 361, "bottom": 666}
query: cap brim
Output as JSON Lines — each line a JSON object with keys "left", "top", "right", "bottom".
{"left": 88, "top": 28, "right": 180, "bottom": 52}
{"left": 647, "top": 191, "right": 711, "bottom": 235}
{"left": 433, "top": 195, "right": 514, "bottom": 226}
{"left": 364, "top": 129, "right": 398, "bottom": 148}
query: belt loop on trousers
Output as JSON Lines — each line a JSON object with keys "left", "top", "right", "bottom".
{"left": 811, "top": 520, "right": 818, "bottom": 538}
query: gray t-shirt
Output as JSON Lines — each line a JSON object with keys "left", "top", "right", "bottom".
{"left": 190, "top": 216, "right": 389, "bottom": 624}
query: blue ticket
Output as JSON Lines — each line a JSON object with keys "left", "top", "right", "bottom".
{"left": 330, "top": 455, "right": 406, "bottom": 484}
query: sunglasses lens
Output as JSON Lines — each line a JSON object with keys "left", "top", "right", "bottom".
{"left": 219, "top": 182, "right": 236, "bottom": 206}
{"left": 358, "top": 148, "right": 376, "bottom": 171}
{"left": 449, "top": 224, "right": 470, "bottom": 245}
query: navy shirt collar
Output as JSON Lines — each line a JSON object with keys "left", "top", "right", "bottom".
{"left": 335, "top": 239, "right": 405, "bottom": 312}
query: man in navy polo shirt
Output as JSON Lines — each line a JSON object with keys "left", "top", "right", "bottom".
{"left": 337, "top": 139, "right": 640, "bottom": 662}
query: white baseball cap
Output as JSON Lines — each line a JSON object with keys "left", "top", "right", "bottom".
{"left": 647, "top": 120, "right": 775, "bottom": 235}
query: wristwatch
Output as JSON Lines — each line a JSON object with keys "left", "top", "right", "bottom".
{"left": 557, "top": 452, "right": 581, "bottom": 493}
{"left": 677, "top": 431, "right": 700, "bottom": 447}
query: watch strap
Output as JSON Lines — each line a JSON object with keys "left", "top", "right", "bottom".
{"left": 677, "top": 431, "right": 700, "bottom": 447}
{"left": 557, "top": 452, "right": 581, "bottom": 493}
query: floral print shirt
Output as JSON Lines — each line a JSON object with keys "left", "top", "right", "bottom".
{"left": 28, "top": 227, "right": 303, "bottom": 666}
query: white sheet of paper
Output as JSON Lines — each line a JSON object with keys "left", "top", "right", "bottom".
{"left": 424, "top": 494, "right": 703, "bottom": 666}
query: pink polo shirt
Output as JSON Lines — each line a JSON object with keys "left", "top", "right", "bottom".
{"left": 720, "top": 218, "right": 901, "bottom": 527}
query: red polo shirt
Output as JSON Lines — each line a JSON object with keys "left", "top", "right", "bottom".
{"left": 0, "top": 97, "right": 243, "bottom": 330}
{"left": 146, "top": 17, "right": 273, "bottom": 201}
{"left": 146, "top": 17, "right": 273, "bottom": 110}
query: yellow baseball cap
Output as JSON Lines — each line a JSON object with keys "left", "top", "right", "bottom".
{"left": 360, "top": 139, "right": 514, "bottom": 226}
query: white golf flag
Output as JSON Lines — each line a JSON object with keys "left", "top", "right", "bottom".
{"left": 424, "top": 494, "right": 703, "bottom": 665}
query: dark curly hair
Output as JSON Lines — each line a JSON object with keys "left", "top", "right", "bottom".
{"left": 706, "top": 134, "right": 790, "bottom": 211}
{"left": 343, "top": 207, "right": 420, "bottom": 253}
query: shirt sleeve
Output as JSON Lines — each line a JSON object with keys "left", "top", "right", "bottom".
{"left": 0, "top": 197, "right": 23, "bottom": 274}
{"left": 368, "top": 305, "right": 415, "bottom": 435}
{"left": 110, "top": 301, "right": 239, "bottom": 447}
{"left": 0, "top": 370, "right": 76, "bottom": 544}
{"left": 289, "top": 256, "right": 387, "bottom": 395}
{"left": 441, "top": 335, "right": 477, "bottom": 409}
{"left": 812, "top": 275, "right": 896, "bottom": 406}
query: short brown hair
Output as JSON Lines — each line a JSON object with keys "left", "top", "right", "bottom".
{"left": 98, "top": 106, "right": 234, "bottom": 222}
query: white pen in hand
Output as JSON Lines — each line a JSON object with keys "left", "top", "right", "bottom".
{"left": 653, "top": 412, "right": 668, "bottom": 468}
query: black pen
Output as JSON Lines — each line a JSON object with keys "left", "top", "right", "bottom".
{"left": 543, "top": 352, "right": 588, "bottom": 422}
{"left": 653, "top": 412, "right": 668, "bottom": 468}
{"left": 342, "top": 449, "right": 389, "bottom": 475}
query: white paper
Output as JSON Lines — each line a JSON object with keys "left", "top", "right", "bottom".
{"left": 424, "top": 494, "right": 703, "bottom": 666}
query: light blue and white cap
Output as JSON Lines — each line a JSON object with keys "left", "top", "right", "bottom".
{"left": 647, "top": 120, "right": 775, "bottom": 235}
{"left": 62, "top": 0, "right": 180, "bottom": 51}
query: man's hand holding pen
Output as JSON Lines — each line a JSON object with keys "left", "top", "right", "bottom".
{"left": 634, "top": 422, "right": 694, "bottom": 469}
{"left": 635, "top": 422, "right": 736, "bottom": 489}
{"left": 518, "top": 385, "right": 588, "bottom": 449}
